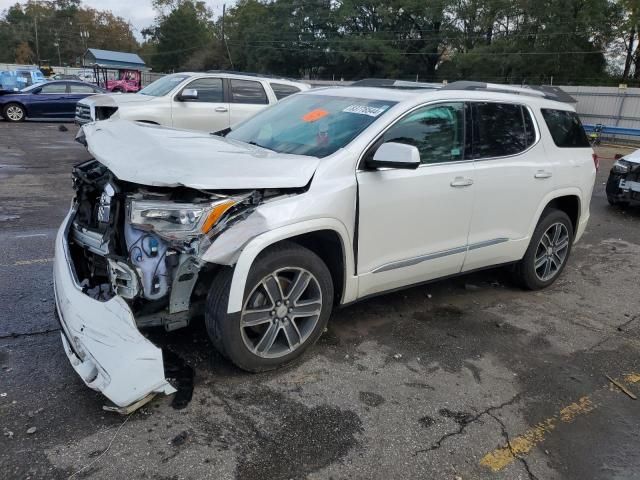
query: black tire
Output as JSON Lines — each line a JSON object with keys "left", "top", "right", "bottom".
{"left": 514, "top": 209, "right": 574, "bottom": 290}
{"left": 3, "top": 103, "right": 26, "bottom": 122}
{"left": 205, "top": 241, "right": 333, "bottom": 372}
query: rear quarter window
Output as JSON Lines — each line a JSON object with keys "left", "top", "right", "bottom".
{"left": 541, "top": 109, "right": 590, "bottom": 148}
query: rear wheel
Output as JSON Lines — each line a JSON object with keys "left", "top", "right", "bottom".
{"left": 205, "top": 242, "right": 333, "bottom": 372}
{"left": 3, "top": 103, "right": 25, "bottom": 122}
{"left": 514, "top": 209, "right": 574, "bottom": 290}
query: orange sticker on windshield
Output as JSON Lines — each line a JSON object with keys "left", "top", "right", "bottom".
{"left": 302, "top": 109, "right": 329, "bottom": 122}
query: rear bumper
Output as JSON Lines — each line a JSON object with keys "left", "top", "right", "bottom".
{"left": 53, "top": 209, "right": 176, "bottom": 408}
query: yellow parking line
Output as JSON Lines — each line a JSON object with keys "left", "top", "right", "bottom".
{"left": 480, "top": 373, "right": 640, "bottom": 472}
{"left": 0, "top": 257, "right": 54, "bottom": 267}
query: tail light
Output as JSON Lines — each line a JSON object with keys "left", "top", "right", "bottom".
{"left": 592, "top": 153, "right": 599, "bottom": 171}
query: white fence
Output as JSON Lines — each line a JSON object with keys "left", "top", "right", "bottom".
{"left": 559, "top": 85, "right": 640, "bottom": 130}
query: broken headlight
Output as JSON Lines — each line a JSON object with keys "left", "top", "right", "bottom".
{"left": 612, "top": 159, "right": 631, "bottom": 174}
{"left": 128, "top": 198, "right": 237, "bottom": 241}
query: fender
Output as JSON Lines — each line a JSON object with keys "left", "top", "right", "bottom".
{"left": 527, "top": 187, "right": 584, "bottom": 240}
{"left": 225, "top": 218, "right": 357, "bottom": 314}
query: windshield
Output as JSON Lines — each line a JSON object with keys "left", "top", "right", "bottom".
{"left": 20, "top": 83, "right": 41, "bottom": 92}
{"left": 226, "top": 94, "right": 397, "bottom": 158}
{"left": 139, "top": 74, "right": 189, "bottom": 96}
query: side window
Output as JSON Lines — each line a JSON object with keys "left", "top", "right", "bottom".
{"left": 472, "top": 102, "right": 528, "bottom": 158}
{"left": 182, "top": 78, "right": 223, "bottom": 103}
{"left": 379, "top": 102, "right": 466, "bottom": 164}
{"left": 40, "top": 83, "right": 68, "bottom": 94}
{"left": 541, "top": 109, "right": 590, "bottom": 148}
{"left": 270, "top": 83, "right": 301, "bottom": 100}
{"left": 69, "top": 84, "right": 95, "bottom": 94}
{"left": 230, "top": 79, "right": 269, "bottom": 105}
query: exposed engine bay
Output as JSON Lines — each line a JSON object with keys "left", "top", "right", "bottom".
{"left": 68, "top": 159, "right": 264, "bottom": 330}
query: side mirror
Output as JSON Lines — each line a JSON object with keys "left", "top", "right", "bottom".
{"left": 32, "top": 87, "right": 42, "bottom": 94}
{"left": 366, "top": 142, "right": 420, "bottom": 169}
{"left": 179, "top": 88, "right": 198, "bottom": 101}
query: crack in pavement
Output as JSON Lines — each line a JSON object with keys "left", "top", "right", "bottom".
{"left": 0, "top": 328, "right": 60, "bottom": 340}
{"left": 487, "top": 411, "right": 538, "bottom": 480}
{"left": 414, "top": 393, "right": 522, "bottom": 455}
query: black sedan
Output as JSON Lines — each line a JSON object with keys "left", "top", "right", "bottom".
{"left": 0, "top": 80, "right": 105, "bottom": 122}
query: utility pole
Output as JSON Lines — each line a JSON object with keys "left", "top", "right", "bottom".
{"left": 222, "top": 4, "right": 234, "bottom": 69}
{"left": 34, "top": 14, "right": 40, "bottom": 65}
{"left": 54, "top": 39, "right": 61, "bottom": 66}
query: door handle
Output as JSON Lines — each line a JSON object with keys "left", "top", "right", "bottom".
{"left": 214, "top": 107, "right": 228, "bottom": 113}
{"left": 450, "top": 177, "right": 474, "bottom": 187}
{"left": 534, "top": 170, "right": 552, "bottom": 179}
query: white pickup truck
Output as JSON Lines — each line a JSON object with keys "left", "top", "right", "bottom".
{"left": 75, "top": 71, "right": 310, "bottom": 132}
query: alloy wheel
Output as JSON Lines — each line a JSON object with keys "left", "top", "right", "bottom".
{"left": 240, "top": 267, "right": 323, "bottom": 358}
{"left": 6, "top": 105, "right": 24, "bottom": 121}
{"left": 534, "top": 222, "right": 570, "bottom": 282}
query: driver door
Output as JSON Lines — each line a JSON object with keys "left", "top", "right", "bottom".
{"left": 171, "top": 77, "right": 229, "bottom": 132}
{"left": 356, "top": 102, "right": 476, "bottom": 298}
{"left": 29, "top": 82, "right": 69, "bottom": 118}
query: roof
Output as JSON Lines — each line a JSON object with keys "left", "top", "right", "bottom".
{"left": 170, "top": 71, "right": 309, "bottom": 87}
{"left": 85, "top": 49, "right": 145, "bottom": 68}
{"left": 305, "top": 86, "right": 576, "bottom": 111}
{"left": 350, "top": 78, "right": 442, "bottom": 90}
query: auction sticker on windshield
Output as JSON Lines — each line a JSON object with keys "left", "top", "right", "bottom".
{"left": 302, "top": 108, "right": 329, "bottom": 122}
{"left": 342, "top": 104, "right": 390, "bottom": 117}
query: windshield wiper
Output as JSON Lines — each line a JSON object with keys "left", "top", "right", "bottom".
{"left": 247, "top": 141, "right": 274, "bottom": 152}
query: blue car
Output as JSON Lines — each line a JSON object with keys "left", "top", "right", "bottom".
{"left": 0, "top": 80, "right": 105, "bottom": 122}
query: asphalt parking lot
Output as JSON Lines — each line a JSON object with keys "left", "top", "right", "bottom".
{"left": 1, "top": 121, "right": 639, "bottom": 480}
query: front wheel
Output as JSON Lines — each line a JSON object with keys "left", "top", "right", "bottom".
{"left": 514, "top": 209, "right": 574, "bottom": 290}
{"left": 205, "top": 242, "right": 334, "bottom": 372}
{"left": 3, "top": 103, "right": 25, "bottom": 122}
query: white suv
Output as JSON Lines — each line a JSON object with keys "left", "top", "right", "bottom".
{"left": 55, "top": 82, "right": 596, "bottom": 409}
{"left": 74, "top": 72, "right": 310, "bottom": 132}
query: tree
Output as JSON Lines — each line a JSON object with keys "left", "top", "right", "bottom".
{"left": 142, "top": 0, "right": 213, "bottom": 71}
{"left": 15, "top": 41, "right": 34, "bottom": 63}
{"left": 0, "top": 0, "right": 138, "bottom": 66}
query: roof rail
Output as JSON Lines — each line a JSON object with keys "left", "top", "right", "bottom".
{"left": 205, "top": 70, "right": 298, "bottom": 81}
{"left": 350, "top": 78, "right": 442, "bottom": 90}
{"left": 441, "top": 81, "right": 576, "bottom": 103}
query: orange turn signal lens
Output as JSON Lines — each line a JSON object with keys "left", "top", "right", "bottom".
{"left": 201, "top": 200, "right": 236, "bottom": 233}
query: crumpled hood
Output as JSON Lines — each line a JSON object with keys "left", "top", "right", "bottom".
{"left": 80, "top": 93, "right": 155, "bottom": 108}
{"left": 623, "top": 149, "right": 640, "bottom": 165}
{"left": 79, "top": 119, "right": 320, "bottom": 189}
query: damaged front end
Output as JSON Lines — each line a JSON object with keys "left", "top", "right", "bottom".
{"left": 54, "top": 159, "right": 260, "bottom": 410}
{"left": 606, "top": 156, "right": 640, "bottom": 206}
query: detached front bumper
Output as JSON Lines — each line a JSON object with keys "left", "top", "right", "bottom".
{"left": 53, "top": 210, "right": 176, "bottom": 408}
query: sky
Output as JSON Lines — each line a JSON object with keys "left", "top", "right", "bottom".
{"left": 0, "top": 0, "right": 234, "bottom": 40}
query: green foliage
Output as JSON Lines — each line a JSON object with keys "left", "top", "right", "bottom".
{"left": 3, "top": 0, "right": 638, "bottom": 84}
{"left": 0, "top": 0, "right": 138, "bottom": 66}
{"left": 210, "top": 0, "right": 630, "bottom": 84}
{"left": 141, "top": 0, "right": 214, "bottom": 72}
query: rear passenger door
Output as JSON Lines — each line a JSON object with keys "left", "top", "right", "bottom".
{"left": 228, "top": 79, "right": 270, "bottom": 126}
{"left": 463, "top": 102, "right": 555, "bottom": 272}
{"left": 65, "top": 83, "right": 98, "bottom": 118}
